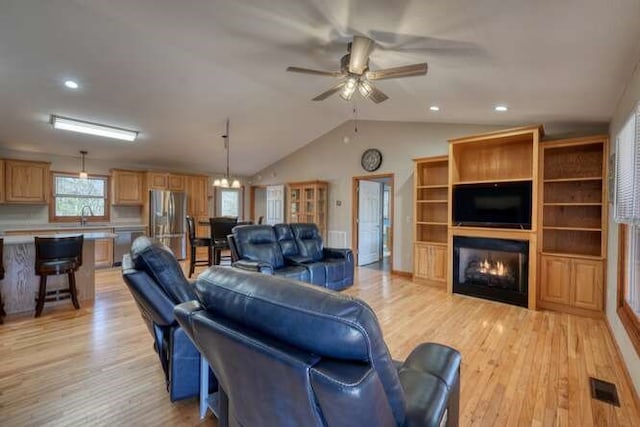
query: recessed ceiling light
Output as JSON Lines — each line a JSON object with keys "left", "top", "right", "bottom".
{"left": 429, "top": 106, "right": 440, "bottom": 112}
{"left": 494, "top": 105, "right": 508, "bottom": 112}
{"left": 64, "top": 80, "right": 79, "bottom": 89}
{"left": 50, "top": 115, "right": 138, "bottom": 142}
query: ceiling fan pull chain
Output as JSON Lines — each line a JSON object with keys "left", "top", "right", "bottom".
{"left": 353, "top": 102, "right": 358, "bottom": 133}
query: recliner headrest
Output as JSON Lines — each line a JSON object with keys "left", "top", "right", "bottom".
{"left": 195, "top": 267, "right": 377, "bottom": 361}
{"left": 234, "top": 225, "right": 277, "bottom": 245}
{"left": 130, "top": 236, "right": 197, "bottom": 304}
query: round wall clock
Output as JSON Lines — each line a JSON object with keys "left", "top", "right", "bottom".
{"left": 361, "top": 148, "right": 383, "bottom": 172}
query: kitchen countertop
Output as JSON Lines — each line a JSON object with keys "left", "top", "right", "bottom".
{"left": 3, "top": 232, "right": 118, "bottom": 245}
{"left": 1, "top": 223, "right": 147, "bottom": 233}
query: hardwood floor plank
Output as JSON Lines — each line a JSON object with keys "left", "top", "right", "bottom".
{"left": 0, "top": 265, "right": 638, "bottom": 426}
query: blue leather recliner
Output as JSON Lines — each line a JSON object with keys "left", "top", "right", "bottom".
{"left": 176, "top": 267, "right": 461, "bottom": 427}
{"left": 230, "top": 223, "right": 354, "bottom": 290}
{"left": 121, "top": 236, "right": 216, "bottom": 401}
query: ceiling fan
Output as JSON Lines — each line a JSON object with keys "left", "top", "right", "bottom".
{"left": 286, "top": 35, "right": 428, "bottom": 104}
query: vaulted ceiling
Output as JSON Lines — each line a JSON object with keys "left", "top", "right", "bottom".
{"left": 0, "top": 0, "right": 639, "bottom": 174}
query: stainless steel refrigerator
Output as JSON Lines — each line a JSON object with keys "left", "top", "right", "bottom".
{"left": 149, "top": 190, "right": 187, "bottom": 259}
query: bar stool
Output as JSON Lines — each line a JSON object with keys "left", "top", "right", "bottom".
{"left": 34, "top": 235, "right": 83, "bottom": 317}
{"left": 210, "top": 217, "right": 238, "bottom": 265}
{"left": 0, "top": 238, "right": 5, "bottom": 324}
{"left": 186, "top": 216, "right": 213, "bottom": 278}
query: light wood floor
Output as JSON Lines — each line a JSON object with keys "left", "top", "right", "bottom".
{"left": 1, "top": 265, "right": 639, "bottom": 426}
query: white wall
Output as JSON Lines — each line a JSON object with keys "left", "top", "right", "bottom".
{"left": 607, "top": 59, "right": 640, "bottom": 395}
{"left": 251, "top": 120, "right": 503, "bottom": 272}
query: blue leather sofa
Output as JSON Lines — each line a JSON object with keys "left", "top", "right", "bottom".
{"left": 176, "top": 267, "right": 461, "bottom": 426}
{"left": 230, "top": 223, "right": 354, "bottom": 290}
{"left": 121, "top": 236, "right": 216, "bottom": 401}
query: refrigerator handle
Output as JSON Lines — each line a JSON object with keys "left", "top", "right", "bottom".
{"left": 169, "top": 192, "right": 175, "bottom": 232}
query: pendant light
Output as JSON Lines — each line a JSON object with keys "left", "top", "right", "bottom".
{"left": 79, "top": 150, "right": 88, "bottom": 179}
{"left": 213, "top": 119, "right": 241, "bottom": 188}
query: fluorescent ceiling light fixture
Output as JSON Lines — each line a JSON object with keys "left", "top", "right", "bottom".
{"left": 494, "top": 105, "right": 508, "bottom": 112}
{"left": 50, "top": 115, "right": 138, "bottom": 141}
{"left": 64, "top": 80, "right": 79, "bottom": 89}
{"left": 429, "top": 106, "right": 440, "bottom": 111}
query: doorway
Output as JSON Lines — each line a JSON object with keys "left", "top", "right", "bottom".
{"left": 352, "top": 173, "right": 394, "bottom": 271}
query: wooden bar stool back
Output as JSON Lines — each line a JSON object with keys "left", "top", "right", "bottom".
{"left": 0, "top": 238, "right": 5, "bottom": 323}
{"left": 34, "top": 235, "right": 83, "bottom": 317}
{"left": 186, "top": 216, "right": 213, "bottom": 278}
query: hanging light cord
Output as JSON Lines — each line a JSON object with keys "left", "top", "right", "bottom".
{"left": 223, "top": 118, "right": 230, "bottom": 179}
{"left": 353, "top": 101, "right": 359, "bottom": 133}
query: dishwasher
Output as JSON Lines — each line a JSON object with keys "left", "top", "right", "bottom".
{"left": 113, "top": 227, "right": 146, "bottom": 266}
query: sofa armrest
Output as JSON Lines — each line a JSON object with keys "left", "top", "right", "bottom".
{"left": 174, "top": 300, "right": 204, "bottom": 341}
{"left": 402, "top": 343, "right": 461, "bottom": 390}
{"left": 323, "top": 247, "right": 353, "bottom": 260}
{"left": 233, "top": 260, "right": 274, "bottom": 274}
{"left": 284, "top": 255, "right": 314, "bottom": 265}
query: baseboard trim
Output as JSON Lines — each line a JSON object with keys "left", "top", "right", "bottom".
{"left": 605, "top": 317, "right": 640, "bottom": 414}
{"left": 391, "top": 269, "right": 412, "bottom": 279}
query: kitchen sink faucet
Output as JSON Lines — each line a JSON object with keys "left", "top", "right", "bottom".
{"left": 80, "top": 205, "right": 94, "bottom": 227}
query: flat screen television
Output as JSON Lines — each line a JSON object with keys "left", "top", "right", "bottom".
{"left": 452, "top": 181, "right": 532, "bottom": 229}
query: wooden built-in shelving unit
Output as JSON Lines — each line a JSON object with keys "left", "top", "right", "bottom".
{"left": 538, "top": 136, "right": 608, "bottom": 316}
{"left": 413, "top": 156, "right": 448, "bottom": 285}
{"left": 447, "top": 125, "right": 542, "bottom": 309}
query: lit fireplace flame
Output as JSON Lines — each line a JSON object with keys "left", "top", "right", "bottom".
{"left": 479, "top": 259, "right": 507, "bottom": 276}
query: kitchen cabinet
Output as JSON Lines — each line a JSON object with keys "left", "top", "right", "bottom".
{"left": 186, "top": 175, "right": 209, "bottom": 217}
{"left": 111, "top": 169, "right": 145, "bottom": 205}
{"left": 94, "top": 237, "right": 114, "bottom": 268}
{"left": 147, "top": 172, "right": 186, "bottom": 192}
{"left": 0, "top": 159, "right": 4, "bottom": 203}
{"left": 539, "top": 254, "right": 603, "bottom": 312}
{"left": 4, "top": 159, "right": 50, "bottom": 204}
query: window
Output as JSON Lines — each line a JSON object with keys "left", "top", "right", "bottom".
{"left": 618, "top": 225, "right": 640, "bottom": 354}
{"left": 51, "top": 173, "right": 109, "bottom": 222}
{"left": 614, "top": 101, "right": 640, "bottom": 355}
{"left": 216, "top": 188, "right": 243, "bottom": 218}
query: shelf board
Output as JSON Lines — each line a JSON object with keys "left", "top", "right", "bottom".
{"left": 415, "top": 241, "right": 448, "bottom": 246}
{"left": 453, "top": 177, "right": 532, "bottom": 185}
{"left": 416, "top": 221, "right": 448, "bottom": 226}
{"left": 543, "top": 226, "right": 601, "bottom": 232}
{"left": 541, "top": 252, "right": 603, "bottom": 261}
{"left": 416, "top": 184, "right": 448, "bottom": 189}
{"left": 543, "top": 202, "right": 602, "bottom": 206}
{"left": 416, "top": 200, "right": 448, "bottom": 204}
{"left": 543, "top": 177, "right": 602, "bottom": 183}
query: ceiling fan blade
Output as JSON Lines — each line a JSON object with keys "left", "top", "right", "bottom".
{"left": 286, "top": 66, "right": 343, "bottom": 77}
{"left": 365, "top": 63, "right": 428, "bottom": 81}
{"left": 312, "top": 81, "right": 345, "bottom": 101}
{"left": 348, "top": 36, "right": 374, "bottom": 74}
{"left": 367, "top": 85, "right": 389, "bottom": 104}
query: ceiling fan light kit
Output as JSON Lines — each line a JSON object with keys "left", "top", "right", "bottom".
{"left": 287, "top": 35, "right": 428, "bottom": 104}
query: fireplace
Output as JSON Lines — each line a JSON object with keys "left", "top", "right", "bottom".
{"left": 453, "top": 236, "right": 529, "bottom": 307}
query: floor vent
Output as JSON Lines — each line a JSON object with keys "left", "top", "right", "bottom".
{"left": 589, "top": 377, "right": 620, "bottom": 406}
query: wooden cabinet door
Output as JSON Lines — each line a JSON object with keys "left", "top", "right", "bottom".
{"left": 94, "top": 238, "right": 114, "bottom": 268}
{"left": 168, "top": 174, "right": 186, "bottom": 192}
{"left": 4, "top": 160, "right": 49, "bottom": 203}
{"left": 147, "top": 172, "right": 168, "bottom": 190}
{"left": 539, "top": 255, "right": 571, "bottom": 304}
{"left": 0, "top": 159, "right": 4, "bottom": 203}
{"left": 186, "top": 175, "right": 209, "bottom": 217}
{"left": 430, "top": 245, "right": 447, "bottom": 283}
{"left": 413, "top": 243, "right": 430, "bottom": 279}
{"left": 112, "top": 170, "right": 144, "bottom": 205}
{"left": 571, "top": 259, "right": 603, "bottom": 311}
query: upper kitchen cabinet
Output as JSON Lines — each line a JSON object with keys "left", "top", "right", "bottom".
{"left": 146, "top": 172, "right": 186, "bottom": 192}
{"left": 111, "top": 169, "right": 145, "bottom": 205}
{"left": 4, "top": 159, "right": 50, "bottom": 204}
{"left": 186, "top": 175, "right": 209, "bottom": 217}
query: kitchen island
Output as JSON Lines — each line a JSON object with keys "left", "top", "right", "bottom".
{"left": 1, "top": 232, "right": 116, "bottom": 316}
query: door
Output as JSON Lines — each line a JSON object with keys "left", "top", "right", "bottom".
{"left": 266, "top": 185, "right": 285, "bottom": 225}
{"left": 431, "top": 245, "right": 447, "bottom": 282}
{"left": 357, "top": 180, "right": 382, "bottom": 266}
{"left": 571, "top": 259, "right": 603, "bottom": 311}
{"left": 540, "top": 255, "right": 571, "bottom": 304}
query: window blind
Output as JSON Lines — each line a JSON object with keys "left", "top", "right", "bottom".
{"left": 615, "top": 102, "right": 640, "bottom": 223}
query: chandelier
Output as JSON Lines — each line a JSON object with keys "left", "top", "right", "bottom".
{"left": 213, "top": 118, "right": 240, "bottom": 188}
